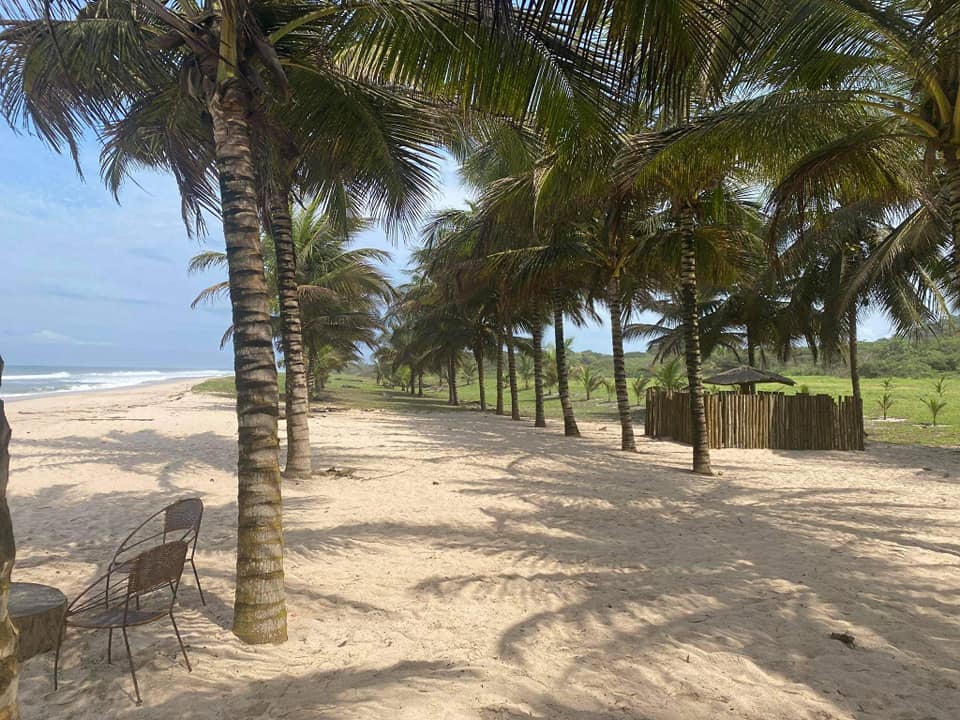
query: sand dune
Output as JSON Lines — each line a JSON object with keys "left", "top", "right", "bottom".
{"left": 5, "top": 382, "right": 960, "bottom": 719}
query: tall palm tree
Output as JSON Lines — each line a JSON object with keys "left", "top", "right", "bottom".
{"left": 755, "top": 1, "right": 960, "bottom": 260}
{"left": 0, "top": 0, "right": 620, "bottom": 647}
{"left": 774, "top": 199, "right": 949, "bottom": 399}
{"left": 0, "top": 357, "right": 18, "bottom": 717}
{"left": 192, "top": 200, "right": 392, "bottom": 398}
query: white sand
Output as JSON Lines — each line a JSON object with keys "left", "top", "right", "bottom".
{"left": 5, "top": 382, "right": 960, "bottom": 719}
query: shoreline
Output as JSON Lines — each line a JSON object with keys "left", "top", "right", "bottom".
{"left": 0, "top": 373, "right": 229, "bottom": 404}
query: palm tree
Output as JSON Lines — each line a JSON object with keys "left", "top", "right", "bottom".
{"left": 575, "top": 365, "right": 605, "bottom": 401}
{"left": 774, "top": 199, "right": 948, "bottom": 400}
{"left": 1, "top": 0, "right": 624, "bottom": 647}
{"left": 757, "top": 1, "right": 960, "bottom": 258}
{"left": 518, "top": 353, "right": 533, "bottom": 390}
{"left": 652, "top": 358, "right": 687, "bottom": 392}
{"left": 631, "top": 375, "right": 651, "bottom": 406}
{"left": 309, "top": 346, "right": 347, "bottom": 393}
{"left": 0, "top": 357, "right": 18, "bottom": 716}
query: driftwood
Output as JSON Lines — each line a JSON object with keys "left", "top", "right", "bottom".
{"left": 0, "top": 357, "right": 20, "bottom": 718}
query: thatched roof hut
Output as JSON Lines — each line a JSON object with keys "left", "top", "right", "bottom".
{"left": 704, "top": 366, "right": 796, "bottom": 394}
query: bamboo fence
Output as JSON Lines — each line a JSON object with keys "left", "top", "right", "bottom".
{"left": 644, "top": 389, "right": 864, "bottom": 451}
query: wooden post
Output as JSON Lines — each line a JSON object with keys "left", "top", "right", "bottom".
{"left": 0, "top": 357, "right": 21, "bottom": 719}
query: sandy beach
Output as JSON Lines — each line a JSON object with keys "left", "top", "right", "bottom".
{"left": 4, "top": 381, "right": 960, "bottom": 719}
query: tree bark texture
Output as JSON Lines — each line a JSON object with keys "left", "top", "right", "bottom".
{"left": 449, "top": 355, "right": 459, "bottom": 406}
{"left": 0, "top": 359, "right": 20, "bottom": 720}
{"left": 507, "top": 339, "right": 521, "bottom": 420}
{"left": 495, "top": 333, "right": 505, "bottom": 415}
{"left": 678, "top": 206, "right": 713, "bottom": 476}
{"left": 209, "top": 81, "right": 287, "bottom": 644}
{"left": 848, "top": 305, "right": 861, "bottom": 401}
{"left": 552, "top": 294, "right": 580, "bottom": 437}
{"left": 532, "top": 324, "right": 546, "bottom": 427}
{"left": 608, "top": 279, "right": 636, "bottom": 451}
{"left": 266, "top": 185, "right": 312, "bottom": 480}
{"left": 943, "top": 152, "right": 960, "bottom": 268}
{"left": 474, "top": 344, "right": 486, "bottom": 411}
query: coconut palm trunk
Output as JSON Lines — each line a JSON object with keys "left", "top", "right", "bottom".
{"left": 532, "top": 324, "right": 546, "bottom": 427}
{"left": 208, "top": 80, "right": 287, "bottom": 644}
{"left": 507, "top": 338, "right": 521, "bottom": 420}
{"left": 474, "top": 343, "right": 487, "bottom": 411}
{"left": 943, "top": 155, "right": 960, "bottom": 260}
{"left": 449, "top": 355, "right": 459, "bottom": 405}
{"left": 552, "top": 293, "right": 580, "bottom": 437}
{"left": 495, "top": 333, "right": 506, "bottom": 415}
{"left": 678, "top": 206, "right": 713, "bottom": 476}
{"left": 0, "top": 359, "right": 19, "bottom": 719}
{"left": 266, "top": 185, "right": 312, "bottom": 480}
{"left": 418, "top": 371, "right": 424, "bottom": 397}
{"left": 847, "top": 305, "right": 861, "bottom": 401}
{"left": 607, "top": 278, "right": 636, "bottom": 451}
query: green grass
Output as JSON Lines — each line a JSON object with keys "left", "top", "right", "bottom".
{"left": 192, "top": 376, "right": 237, "bottom": 395}
{"left": 319, "top": 372, "right": 640, "bottom": 421}
{"left": 194, "top": 370, "right": 960, "bottom": 448}
{"left": 194, "top": 371, "right": 640, "bottom": 421}
{"left": 770, "top": 374, "right": 960, "bottom": 448}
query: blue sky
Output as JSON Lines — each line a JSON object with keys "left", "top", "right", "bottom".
{"left": 0, "top": 125, "right": 892, "bottom": 369}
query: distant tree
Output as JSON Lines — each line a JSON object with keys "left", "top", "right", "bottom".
{"left": 461, "top": 363, "right": 477, "bottom": 386}
{"left": 518, "top": 353, "right": 534, "bottom": 390}
{"left": 310, "top": 346, "right": 348, "bottom": 394}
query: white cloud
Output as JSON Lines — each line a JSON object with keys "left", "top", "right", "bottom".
{"left": 28, "top": 330, "right": 113, "bottom": 347}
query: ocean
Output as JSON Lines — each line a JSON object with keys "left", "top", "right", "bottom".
{"left": 0, "top": 365, "right": 227, "bottom": 399}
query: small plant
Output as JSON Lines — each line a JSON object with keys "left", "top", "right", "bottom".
{"left": 631, "top": 375, "right": 651, "bottom": 406}
{"left": 652, "top": 358, "right": 686, "bottom": 392}
{"left": 796, "top": 384, "right": 811, "bottom": 395}
{"left": 574, "top": 365, "right": 605, "bottom": 400}
{"left": 601, "top": 379, "right": 614, "bottom": 402}
{"left": 876, "top": 378, "right": 895, "bottom": 420}
{"left": 920, "top": 377, "right": 948, "bottom": 426}
{"left": 543, "top": 362, "right": 558, "bottom": 394}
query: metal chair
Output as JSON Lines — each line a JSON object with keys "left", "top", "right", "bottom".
{"left": 54, "top": 540, "right": 192, "bottom": 705}
{"left": 111, "top": 498, "right": 206, "bottom": 605}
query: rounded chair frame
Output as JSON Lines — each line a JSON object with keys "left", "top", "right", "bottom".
{"left": 55, "top": 540, "right": 192, "bottom": 705}
{"left": 110, "top": 497, "right": 205, "bottom": 606}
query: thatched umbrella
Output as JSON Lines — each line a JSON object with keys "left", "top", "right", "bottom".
{"left": 704, "top": 366, "right": 796, "bottom": 394}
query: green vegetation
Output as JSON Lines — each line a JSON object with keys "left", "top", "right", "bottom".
{"left": 779, "top": 375, "right": 959, "bottom": 447}
{"left": 192, "top": 376, "right": 238, "bottom": 396}
{"left": 196, "top": 369, "right": 960, "bottom": 447}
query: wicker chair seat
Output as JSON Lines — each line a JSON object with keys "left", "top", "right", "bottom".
{"left": 67, "top": 605, "right": 170, "bottom": 630}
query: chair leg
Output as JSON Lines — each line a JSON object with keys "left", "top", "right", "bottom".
{"left": 120, "top": 626, "right": 142, "bottom": 706}
{"left": 107, "top": 628, "right": 113, "bottom": 664}
{"left": 190, "top": 558, "right": 206, "bottom": 606}
{"left": 169, "top": 612, "right": 192, "bottom": 672}
{"left": 53, "top": 621, "right": 66, "bottom": 690}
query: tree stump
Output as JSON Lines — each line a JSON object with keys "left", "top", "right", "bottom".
{"left": 8, "top": 583, "right": 65, "bottom": 661}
